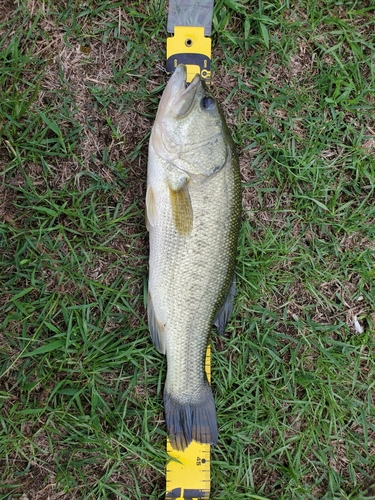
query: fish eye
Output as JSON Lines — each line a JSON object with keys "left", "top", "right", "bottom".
{"left": 201, "top": 96, "right": 216, "bottom": 111}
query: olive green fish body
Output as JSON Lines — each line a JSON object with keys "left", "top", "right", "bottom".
{"left": 147, "top": 65, "right": 241, "bottom": 451}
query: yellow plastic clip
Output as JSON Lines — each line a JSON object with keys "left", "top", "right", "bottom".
{"left": 166, "top": 26, "right": 212, "bottom": 84}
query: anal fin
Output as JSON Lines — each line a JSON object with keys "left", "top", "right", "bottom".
{"left": 147, "top": 292, "right": 166, "bottom": 354}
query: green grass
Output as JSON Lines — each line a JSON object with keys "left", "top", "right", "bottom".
{"left": 1, "top": 0, "right": 375, "bottom": 498}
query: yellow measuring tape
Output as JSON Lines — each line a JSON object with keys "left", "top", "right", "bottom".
{"left": 165, "top": 5, "right": 213, "bottom": 498}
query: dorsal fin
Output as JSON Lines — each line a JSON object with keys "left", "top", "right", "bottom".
{"left": 213, "top": 279, "right": 236, "bottom": 335}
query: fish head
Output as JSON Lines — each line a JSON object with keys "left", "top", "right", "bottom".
{"left": 151, "top": 64, "right": 231, "bottom": 179}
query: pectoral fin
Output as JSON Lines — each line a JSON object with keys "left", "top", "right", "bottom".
{"left": 147, "top": 292, "right": 166, "bottom": 354}
{"left": 169, "top": 181, "right": 193, "bottom": 236}
{"left": 146, "top": 185, "right": 157, "bottom": 230}
{"left": 213, "top": 279, "right": 236, "bottom": 335}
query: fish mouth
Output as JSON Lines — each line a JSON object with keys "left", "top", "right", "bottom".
{"left": 157, "top": 65, "right": 202, "bottom": 119}
{"left": 176, "top": 73, "right": 201, "bottom": 117}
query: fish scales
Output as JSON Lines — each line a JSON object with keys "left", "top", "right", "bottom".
{"left": 146, "top": 64, "right": 241, "bottom": 451}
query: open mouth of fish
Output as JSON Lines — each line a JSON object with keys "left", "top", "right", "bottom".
{"left": 158, "top": 65, "right": 202, "bottom": 119}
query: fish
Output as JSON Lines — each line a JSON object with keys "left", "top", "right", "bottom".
{"left": 146, "top": 64, "right": 241, "bottom": 451}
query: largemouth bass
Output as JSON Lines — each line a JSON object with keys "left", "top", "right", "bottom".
{"left": 146, "top": 64, "right": 241, "bottom": 451}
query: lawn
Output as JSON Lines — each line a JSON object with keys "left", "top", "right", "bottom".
{"left": 0, "top": 0, "right": 374, "bottom": 499}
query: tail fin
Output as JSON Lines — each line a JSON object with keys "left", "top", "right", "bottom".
{"left": 164, "top": 385, "right": 218, "bottom": 451}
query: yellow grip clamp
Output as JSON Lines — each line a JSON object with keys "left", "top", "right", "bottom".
{"left": 166, "top": 26, "right": 212, "bottom": 84}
